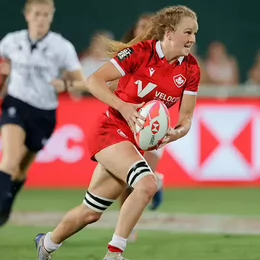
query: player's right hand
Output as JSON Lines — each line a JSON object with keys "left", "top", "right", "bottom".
{"left": 118, "top": 102, "right": 146, "bottom": 133}
{"left": 51, "top": 79, "right": 72, "bottom": 93}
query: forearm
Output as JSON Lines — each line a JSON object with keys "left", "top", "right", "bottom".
{"left": 86, "top": 75, "right": 124, "bottom": 110}
{"left": 51, "top": 79, "right": 89, "bottom": 94}
{"left": 63, "top": 69, "right": 89, "bottom": 92}
{"left": 174, "top": 118, "right": 192, "bottom": 140}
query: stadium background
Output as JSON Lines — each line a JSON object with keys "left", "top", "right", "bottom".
{"left": 0, "top": 1, "right": 260, "bottom": 260}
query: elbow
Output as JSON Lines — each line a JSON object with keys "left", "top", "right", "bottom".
{"left": 186, "top": 118, "right": 192, "bottom": 131}
{"left": 181, "top": 122, "right": 191, "bottom": 138}
{"left": 186, "top": 123, "right": 192, "bottom": 135}
{"left": 85, "top": 74, "right": 98, "bottom": 92}
{"left": 175, "top": 117, "right": 192, "bottom": 139}
{"left": 86, "top": 73, "right": 106, "bottom": 92}
{"left": 185, "top": 118, "right": 192, "bottom": 134}
{"left": 181, "top": 122, "right": 191, "bottom": 139}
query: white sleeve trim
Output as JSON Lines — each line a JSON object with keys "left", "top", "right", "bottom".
{"left": 110, "top": 59, "right": 126, "bottom": 76}
{"left": 184, "top": 90, "right": 197, "bottom": 96}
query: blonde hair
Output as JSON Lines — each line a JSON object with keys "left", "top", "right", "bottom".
{"left": 24, "top": 0, "right": 55, "bottom": 12}
{"left": 103, "top": 5, "right": 197, "bottom": 58}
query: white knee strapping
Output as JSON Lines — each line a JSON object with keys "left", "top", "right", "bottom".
{"left": 83, "top": 191, "right": 115, "bottom": 213}
{"left": 126, "top": 160, "right": 154, "bottom": 188}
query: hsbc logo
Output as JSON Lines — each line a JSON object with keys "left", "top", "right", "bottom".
{"left": 166, "top": 105, "right": 260, "bottom": 181}
{"left": 151, "top": 120, "right": 160, "bottom": 134}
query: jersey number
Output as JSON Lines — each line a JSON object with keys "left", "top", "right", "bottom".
{"left": 135, "top": 80, "right": 157, "bottom": 98}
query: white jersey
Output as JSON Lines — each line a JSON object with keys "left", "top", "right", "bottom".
{"left": 0, "top": 30, "right": 81, "bottom": 109}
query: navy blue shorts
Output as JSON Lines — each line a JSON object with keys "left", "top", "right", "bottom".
{"left": 0, "top": 95, "right": 56, "bottom": 152}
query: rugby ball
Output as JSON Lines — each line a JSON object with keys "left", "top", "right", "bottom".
{"left": 134, "top": 100, "right": 170, "bottom": 151}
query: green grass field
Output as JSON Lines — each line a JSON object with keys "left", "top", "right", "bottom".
{"left": 0, "top": 188, "right": 260, "bottom": 260}
{"left": 13, "top": 188, "right": 260, "bottom": 215}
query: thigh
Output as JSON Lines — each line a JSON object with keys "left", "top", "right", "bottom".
{"left": 88, "top": 113, "right": 140, "bottom": 161}
{"left": 20, "top": 150, "right": 37, "bottom": 173}
{"left": 87, "top": 163, "right": 126, "bottom": 200}
{"left": 95, "top": 141, "right": 155, "bottom": 185}
{"left": 144, "top": 148, "right": 164, "bottom": 171}
{"left": 0, "top": 124, "right": 28, "bottom": 168}
{"left": 0, "top": 96, "right": 29, "bottom": 169}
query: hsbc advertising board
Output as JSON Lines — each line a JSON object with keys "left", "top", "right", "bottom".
{"left": 164, "top": 100, "right": 260, "bottom": 187}
{"left": 1, "top": 95, "right": 259, "bottom": 188}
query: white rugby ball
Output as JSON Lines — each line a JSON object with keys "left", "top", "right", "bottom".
{"left": 134, "top": 100, "right": 170, "bottom": 151}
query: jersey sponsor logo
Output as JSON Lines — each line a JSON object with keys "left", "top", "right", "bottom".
{"left": 117, "top": 48, "right": 134, "bottom": 61}
{"left": 134, "top": 79, "right": 180, "bottom": 108}
{"left": 173, "top": 74, "right": 186, "bottom": 88}
{"left": 154, "top": 91, "right": 180, "bottom": 108}
{"left": 135, "top": 80, "right": 157, "bottom": 98}
{"left": 149, "top": 67, "right": 155, "bottom": 76}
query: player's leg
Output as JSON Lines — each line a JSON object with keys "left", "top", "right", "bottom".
{"left": 117, "top": 149, "right": 164, "bottom": 242}
{"left": 35, "top": 141, "right": 157, "bottom": 260}
{"left": 94, "top": 141, "right": 158, "bottom": 258}
{"left": 35, "top": 163, "right": 126, "bottom": 259}
{"left": 144, "top": 149, "right": 165, "bottom": 210}
{"left": 1, "top": 151, "right": 37, "bottom": 223}
{"left": 117, "top": 187, "right": 138, "bottom": 242}
{"left": 0, "top": 124, "right": 28, "bottom": 226}
{"left": 118, "top": 187, "right": 133, "bottom": 208}
{"left": 118, "top": 149, "right": 164, "bottom": 209}
{"left": 0, "top": 103, "right": 56, "bottom": 226}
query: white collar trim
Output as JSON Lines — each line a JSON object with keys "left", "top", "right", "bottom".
{"left": 155, "top": 40, "right": 164, "bottom": 58}
{"left": 155, "top": 41, "right": 185, "bottom": 65}
{"left": 178, "top": 56, "right": 185, "bottom": 64}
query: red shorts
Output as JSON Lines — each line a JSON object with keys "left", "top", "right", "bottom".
{"left": 88, "top": 111, "right": 143, "bottom": 161}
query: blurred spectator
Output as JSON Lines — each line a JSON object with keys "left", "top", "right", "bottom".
{"left": 247, "top": 50, "right": 260, "bottom": 86}
{"left": 190, "top": 44, "right": 209, "bottom": 85}
{"left": 122, "top": 13, "right": 153, "bottom": 42}
{"left": 80, "top": 30, "right": 114, "bottom": 78}
{"left": 205, "top": 41, "right": 239, "bottom": 86}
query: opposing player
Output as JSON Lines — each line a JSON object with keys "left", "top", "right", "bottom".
{"left": 0, "top": 0, "right": 84, "bottom": 226}
{"left": 35, "top": 5, "right": 200, "bottom": 260}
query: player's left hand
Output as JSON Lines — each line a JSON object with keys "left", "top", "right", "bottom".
{"left": 157, "top": 127, "right": 179, "bottom": 149}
